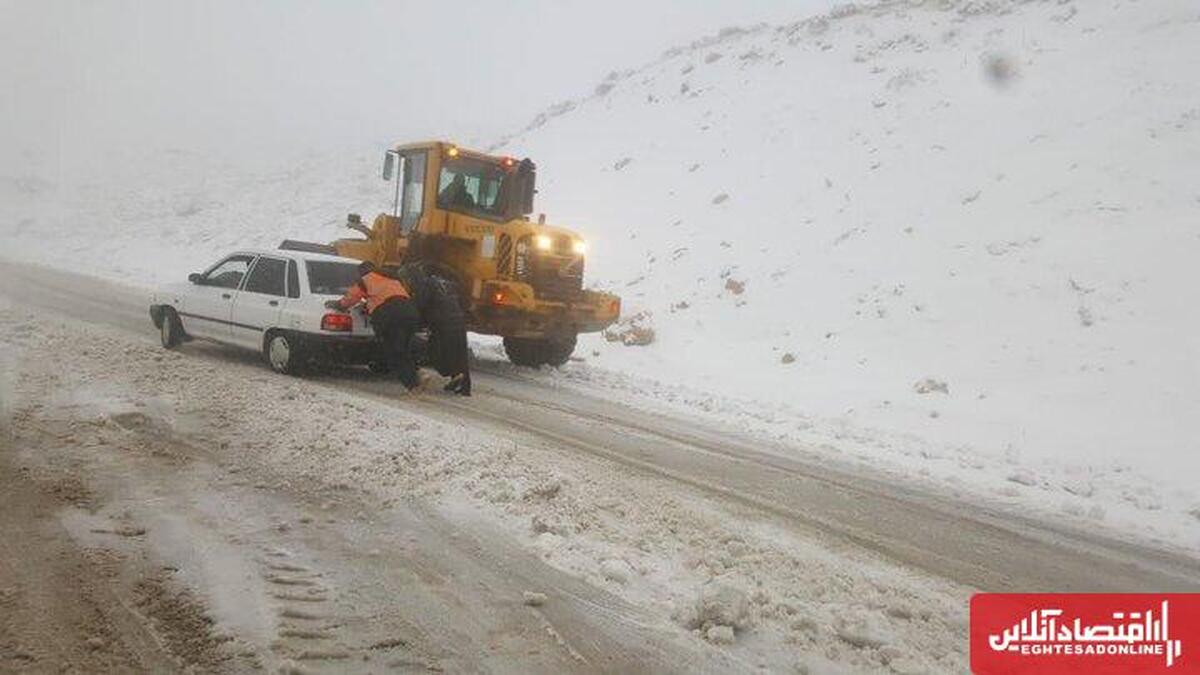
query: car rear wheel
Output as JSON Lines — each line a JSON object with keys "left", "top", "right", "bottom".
{"left": 264, "top": 331, "right": 304, "bottom": 375}
{"left": 159, "top": 308, "right": 184, "bottom": 349}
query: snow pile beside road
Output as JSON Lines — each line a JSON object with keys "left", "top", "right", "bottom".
{"left": 3, "top": 310, "right": 972, "bottom": 672}
{"left": 490, "top": 0, "right": 1200, "bottom": 545}
{"left": 479, "top": 349, "right": 1200, "bottom": 553}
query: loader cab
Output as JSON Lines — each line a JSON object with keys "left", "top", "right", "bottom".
{"left": 383, "top": 142, "right": 535, "bottom": 233}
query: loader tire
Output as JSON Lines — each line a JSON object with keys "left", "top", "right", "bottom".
{"left": 502, "top": 337, "right": 541, "bottom": 367}
{"left": 503, "top": 335, "right": 577, "bottom": 368}
{"left": 541, "top": 335, "right": 577, "bottom": 367}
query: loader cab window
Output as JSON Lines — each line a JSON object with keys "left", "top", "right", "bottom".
{"left": 400, "top": 151, "right": 426, "bottom": 232}
{"left": 437, "top": 157, "right": 507, "bottom": 218}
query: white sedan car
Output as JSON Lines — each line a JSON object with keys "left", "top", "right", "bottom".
{"left": 149, "top": 249, "right": 377, "bottom": 374}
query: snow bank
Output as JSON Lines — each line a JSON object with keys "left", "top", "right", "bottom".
{"left": 3, "top": 309, "right": 972, "bottom": 671}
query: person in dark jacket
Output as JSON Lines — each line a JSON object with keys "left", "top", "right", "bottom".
{"left": 396, "top": 263, "right": 472, "bottom": 396}
{"left": 326, "top": 261, "right": 422, "bottom": 390}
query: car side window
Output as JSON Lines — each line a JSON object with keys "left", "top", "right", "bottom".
{"left": 202, "top": 255, "right": 254, "bottom": 289}
{"left": 244, "top": 257, "right": 287, "bottom": 297}
{"left": 286, "top": 260, "right": 301, "bottom": 299}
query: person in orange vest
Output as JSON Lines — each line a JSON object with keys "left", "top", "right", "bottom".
{"left": 326, "top": 261, "right": 421, "bottom": 390}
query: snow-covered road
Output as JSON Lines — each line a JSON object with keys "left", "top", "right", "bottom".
{"left": 2, "top": 258, "right": 1197, "bottom": 672}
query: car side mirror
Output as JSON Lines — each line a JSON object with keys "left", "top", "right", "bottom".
{"left": 188, "top": 273, "right": 202, "bottom": 284}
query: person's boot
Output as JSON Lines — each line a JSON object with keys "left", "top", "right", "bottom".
{"left": 414, "top": 370, "right": 434, "bottom": 391}
{"left": 399, "top": 370, "right": 430, "bottom": 394}
{"left": 443, "top": 373, "right": 471, "bottom": 396}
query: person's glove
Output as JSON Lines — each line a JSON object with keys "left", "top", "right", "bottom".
{"left": 324, "top": 299, "right": 343, "bottom": 310}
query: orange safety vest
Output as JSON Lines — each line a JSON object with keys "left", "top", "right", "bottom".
{"left": 337, "top": 271, "right": 411, "bottom": 314}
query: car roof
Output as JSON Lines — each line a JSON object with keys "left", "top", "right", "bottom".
{"left": 231, "top": 249, "right": 362, "bottom": 265}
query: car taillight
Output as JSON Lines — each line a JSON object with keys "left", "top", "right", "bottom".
{"left": 321, "top": 312, "right": 353, "bottom": 332}
{"left": 491, "top": 290, "right": 507, "bottom": 305}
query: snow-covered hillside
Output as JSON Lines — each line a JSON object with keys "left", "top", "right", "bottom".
{"left": 1, "top": 143, "right": 396, "bottom": 280}
{"left": 496, "top": 0, "right": 1200, "bottom": 544}
{"left": 3, "top": 0, "right": 1198, "bottom": 547}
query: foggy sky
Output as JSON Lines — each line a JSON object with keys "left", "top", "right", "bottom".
{"left": 2, "top": 0, "right": 832, "bottom": 168}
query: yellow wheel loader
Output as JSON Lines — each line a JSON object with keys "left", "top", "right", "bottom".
{"left": 283, "top": 141, "right": 620, "bottom": 367}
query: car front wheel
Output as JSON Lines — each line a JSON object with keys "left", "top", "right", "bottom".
{"left": 264, "top": 331, "right": 304, "bottom": 375}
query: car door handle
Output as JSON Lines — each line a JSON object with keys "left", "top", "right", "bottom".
{"left": 222, "top": 293, "right": 232, "bottom": 299}
{"left": 268, "top": 300, "right": 279, "bottom": 307}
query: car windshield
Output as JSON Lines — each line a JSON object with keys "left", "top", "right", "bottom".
{"left": 306, "top": 261, "right": 360, "bottom": 295}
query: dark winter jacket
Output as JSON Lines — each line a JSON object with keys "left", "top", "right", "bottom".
{"left": 394, "top": 263, "right": 464, "bottom": 327}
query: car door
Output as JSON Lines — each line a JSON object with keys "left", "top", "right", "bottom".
{"left": 181, "top": 254, "right": 254, "bottom": 341}
{"left": 229, "top": 255, "right": 288, "bottom": 349}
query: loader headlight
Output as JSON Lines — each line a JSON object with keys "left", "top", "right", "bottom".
{"left": 535, "top": 234, "right": 553, "bottom": 251}
{"left": 572, "top": 239, "right": 587, "bottom": 255}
